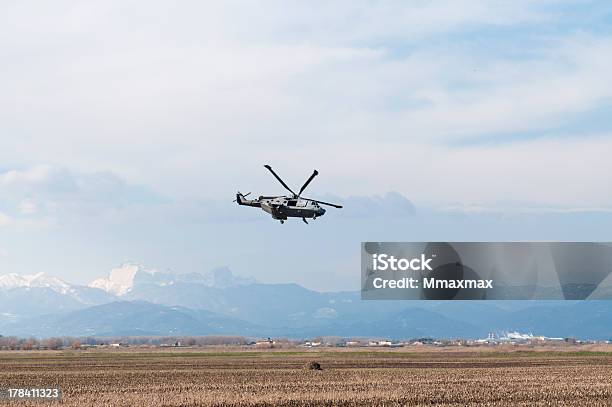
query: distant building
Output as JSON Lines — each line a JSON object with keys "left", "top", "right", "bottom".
{"left": 476, "top": 331, "right": 568, "bottom": 344}
{"left": 255, "top": 338, "right": 275, "bottom": 348}
{"left": 368, "top": 340, "right": 392, "bottom": 347}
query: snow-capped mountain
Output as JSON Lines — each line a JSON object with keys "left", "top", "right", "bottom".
{"left": 0, "top": 272, "right": 72, "bottom": 294}
{"left": 0, "top": 272, "right": 117, "bottom": 322}
{"left": 0, "top": 263, "right": 257, "bottom": 322}
{"left": 89, "top": 263, "right": 256, "bottom": 296}
{"left": 89, "top": 263, "right": 150, "bottom": 296}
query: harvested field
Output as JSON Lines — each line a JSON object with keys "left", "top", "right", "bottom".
{"left": 0, "top": 348, "right": 611, "bottom": 406}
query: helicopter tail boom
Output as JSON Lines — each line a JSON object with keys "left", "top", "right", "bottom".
{"left": 235, "top": 192, "right": 260, "bottom": 207}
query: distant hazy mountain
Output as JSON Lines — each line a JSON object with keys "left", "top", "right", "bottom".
{"left": 4, "top": 301, "right": 260, "bottom": 337}
{"left": 0, "top": 266, "right": 611, "bottom": 339}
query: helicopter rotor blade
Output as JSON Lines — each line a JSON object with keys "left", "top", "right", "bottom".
{"left": 298, "top": 170, "right": 318, "bottom": 197}
{"left": 309, "top": 199, "right": 343, "bottom": 209}
{"left": 264, "top": 165, "right": 297, "bottom": 196}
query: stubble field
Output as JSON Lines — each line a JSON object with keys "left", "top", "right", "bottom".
{"left": 0, "top": 347, "right": 611, "bottom": 406}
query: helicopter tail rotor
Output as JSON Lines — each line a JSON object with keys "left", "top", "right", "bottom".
{"left": 233, "top": 191, "right": 251, "bottom": 203}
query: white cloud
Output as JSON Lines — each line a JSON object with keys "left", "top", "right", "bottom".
{"left": 0, "top": 1, "right": 610, "bottom": 208}
{"left": 0, "top": 165, "right": 164, "bottom": 226}
{"left": 0, "top": 165, "right": 58, "bottom": 187}
{"left": 295, "top": 135, "right": 612, "bottom": 208}
{"left": 389, "top": 35, "right": 612, "bottom": 141}
{"left": 18, "top": 199, "right": 38, "bottom": 215}
{"left": 0, "top": 212, "right": 11, "bottom": 227}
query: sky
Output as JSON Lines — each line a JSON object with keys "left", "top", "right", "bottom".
{"left": 2, "top": 0, "right": 612, "bottom": 290}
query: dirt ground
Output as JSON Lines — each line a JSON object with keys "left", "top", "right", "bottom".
{"left": 1, "top": 346, "right": 611, "bottom": 406}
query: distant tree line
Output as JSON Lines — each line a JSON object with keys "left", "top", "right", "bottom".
{"left": 0, "top": 336, "right": 76, "bottom": 350}
{"left": 0, "top": 335, "right": 251, "bottom": 350}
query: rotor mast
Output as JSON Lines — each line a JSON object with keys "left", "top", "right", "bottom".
{"left": 263, "top": 165, "right": 343, "bottom": 208}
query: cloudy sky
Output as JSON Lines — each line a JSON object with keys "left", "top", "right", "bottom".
{"left": 2, "top": 1, "right": 612, "bottom": 290}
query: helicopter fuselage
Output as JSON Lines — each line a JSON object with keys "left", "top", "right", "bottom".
{"left": 236, "top": 194, "right": 326, "bottom": 221}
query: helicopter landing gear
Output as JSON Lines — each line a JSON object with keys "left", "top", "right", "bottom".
{"left": 280, "top": 219, "right": 284, "bottom": 224}
{"left": 302, "top": 218, "right": 308, "bottom": 224}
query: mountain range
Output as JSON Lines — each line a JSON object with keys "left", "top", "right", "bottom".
{"left": 0, "top": 264, "right": 611, "bottom": 340}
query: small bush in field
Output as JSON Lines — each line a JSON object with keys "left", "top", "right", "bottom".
{"left": 305, "top": 361, "right": 322, "bottom": 370}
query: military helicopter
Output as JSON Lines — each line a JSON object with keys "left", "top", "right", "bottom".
{"left": 235, "top": 165, "right": 343, "bottom": 224}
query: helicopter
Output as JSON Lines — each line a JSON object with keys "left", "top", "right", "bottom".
{"left": 235, "top": 165, "right": 343, "bottom": 224}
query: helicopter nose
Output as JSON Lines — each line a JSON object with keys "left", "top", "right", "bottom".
{"left": 318, "top": 208, "right": 326, "bottom": 216}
